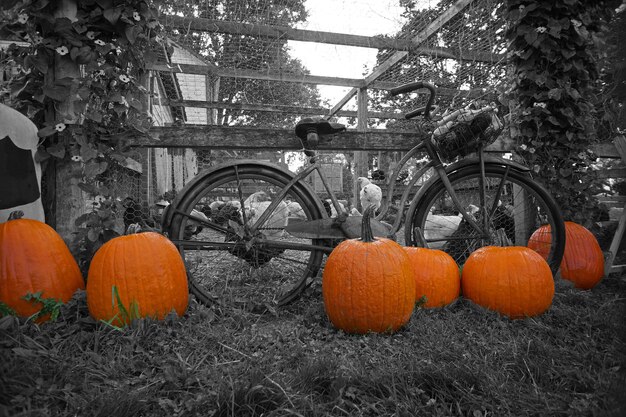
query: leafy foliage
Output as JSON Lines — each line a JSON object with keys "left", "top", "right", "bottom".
{"left": 0, "top": 301, "right": 16, "bottom": 318}
{"left": 100, "top": 285, "right": 142, "bottom": 330}
{"left": 0, "top": 0, "right": 164, "bottom": 267}
{"left": 23, "top": 291, "right": 64, "bottom": 322}
{"left": 504, "top": 0, "right": 622, "bottom": 225}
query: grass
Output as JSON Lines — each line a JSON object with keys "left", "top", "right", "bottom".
{"left": 1, "top": 274, "right": 625, "bottom": 417}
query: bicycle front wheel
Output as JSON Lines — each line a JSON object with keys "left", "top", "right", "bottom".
{"left": 165, "top": 163, "right": 326, "bottom": 311}
{"left": 406, "top": 165, "right": 565, "bottom": 274}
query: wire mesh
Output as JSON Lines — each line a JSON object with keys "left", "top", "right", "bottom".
{"left": 98, "top": 0, "right": 510, "bottom": 231}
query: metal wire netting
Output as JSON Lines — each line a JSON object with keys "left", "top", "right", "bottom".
{"left": 61, "top": 0, "right": 512, "bottom": 233}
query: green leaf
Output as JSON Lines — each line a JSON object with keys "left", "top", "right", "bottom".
{"left": 43, "top": 85, "right": 70, "bottom": 101}
{"left": 84, "top": 161, "right": 108, "bottom": 178}
{"left": 103, "top": 6, "right": 123, "bottom": 25}
{"left": 34, "top": 149, "right": 51, "bottom": 163}
{"left": 87, "top": 227, "right": 100, "bottom": 242}
{"left": 46, "top": 143, "right": 66, "bottom": 158}
{"left": 80, "top": 144, "right": 99, "bottom": 161}
{"left": 548, "top": 88, "right": 562, "bottom": 100}
{"left": 37, "top": 125, "right": 56, "bottom": 138}
{"left": 125, "top": 24, "right": 143, "bottom": 45}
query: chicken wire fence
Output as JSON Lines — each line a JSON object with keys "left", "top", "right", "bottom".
{"left": 101, "top": 0, "right": 508, "bottom": 231}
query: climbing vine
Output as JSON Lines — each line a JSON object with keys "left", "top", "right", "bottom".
{"left": 0, "top": 0, "right": 165, "bottom": 270}
{"left": 504, "top": 0, "right": 621, "bottom": 226}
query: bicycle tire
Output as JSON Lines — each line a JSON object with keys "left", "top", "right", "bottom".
{"left": 165, "top": 162, "right": 326, "bottom": 311}
{"left": 405, "top": 165, "right": 565, "bottom": 275}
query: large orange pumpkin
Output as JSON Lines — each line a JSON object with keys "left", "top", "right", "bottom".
{"left": 0, "top": 211, "right": 84, "bottom": 320}
{"left": 322, "top": 207, "right": 415, "bottom": 334}
{"left": 462, "top": 245, "right": 554, "bottom": 319}
{"left": 87, "top": 226, "right": 188, "bottom": 324}
{"left": 404, "top": 247, "right": 460, "bottom": 308}
{"left": 528, "top": 221, "right": 604, "bottom": 290}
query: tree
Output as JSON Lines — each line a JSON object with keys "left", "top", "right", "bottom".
{"left": 505, "top": 0, "right": 622, "bottom": 226}
{"left": 160, "top": 0, "right": 322, "bottom": 129}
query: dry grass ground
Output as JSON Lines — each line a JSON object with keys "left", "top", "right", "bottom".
{"left": 1, "top": 273, "right": 625, "bottom": 417}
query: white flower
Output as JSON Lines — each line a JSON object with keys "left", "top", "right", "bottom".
{"left": 94, "top": 39, "right": 106, "bottom": 46}
{"left": 17, "top": 13, "right": 28, "bottom": 24}
{"left": 133, "top": 11, "right": 141, "bottom": 21}
{"left": 55, "top": 46, "right": 69, "bottom": 55}
{"left": 571, "top": 19, "right": 582, "bottom": 28}
{"left": 519, "top": 144, "right": 528, "bottom": 151}
{"left": 86, "top": 31, "right": 95, "bottom": 40}
{"left": 71, "top": 155, "right": 83, "bottom": 162}
{"left": 119, "top": 74, "right": 130, "bottom": 83}
{"left": 518, "top": 5, "right": 525, "bottom": 11}
{"left": 155, "top": 35, "right": 163, "bottom": 43}
{"left": 54, "top": 123, "right": 66, "bottom": 132}
{"left": 94, "top": 195, "right": 106, "bottom": 204}
{"left": 528, "top": 147, "right": 536, "bottom": 153}
{"left": 536, "top": 26, "right": 547, "bottom": 33}
{"left": 120, "top": 96, "right": 128, "bottom": 106}
{"left": 533, "top": 102, "right": 547, "bottom": 108}
{"left": 533, "top": 165, "right": 541, "bottom": 173}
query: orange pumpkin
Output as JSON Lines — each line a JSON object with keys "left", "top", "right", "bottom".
{"left": 87, "top": 226, "right": 188, "bottom": 324}
{"left": 528, "top": 221, "right": 604, "bottom": 290}
{"left": 322, "top": 207, "right": 415, "bottom": 334}
{"left": 404, "top": 247, "right": 460, "bottom": 308}
{"left": 0, "top": 211, "right": 84, "bottom": 321}
{"left": 462, "top": 245, "right": 554, "bottom": 319}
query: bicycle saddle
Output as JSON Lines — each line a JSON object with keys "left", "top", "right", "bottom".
{"left": 295, "top": 118, "right": 346, "bottom": 141}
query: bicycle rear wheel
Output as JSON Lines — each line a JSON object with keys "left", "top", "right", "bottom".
{"left": 165, "top": 163, "right": 326, "bottom": 311}
{"left": 406, "top": 165, "right": 565, "bottom": 274}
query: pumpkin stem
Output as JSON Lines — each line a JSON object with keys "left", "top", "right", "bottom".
{"left": 8, "top": 211, "right": 24, "bottom": 221}
{"left": 493, "top": 228, "right": 512, "bottom": 247}
{"left": 126, "top": 223, "right": 142, "bottom": 235}
{"left": 360, "top": 206, "right": 377, "bottom": 242}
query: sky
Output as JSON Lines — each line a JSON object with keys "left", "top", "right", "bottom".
{"left": 286, "top": 0, "right": 408, "bottom": 108}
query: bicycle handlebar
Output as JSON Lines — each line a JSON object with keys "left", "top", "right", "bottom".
{"left": 389, "top": 81, "right": 437, "bottom": 120}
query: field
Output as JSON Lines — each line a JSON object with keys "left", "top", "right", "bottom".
{"left": 2, "top": 274, "right": 626, "bottom": 417}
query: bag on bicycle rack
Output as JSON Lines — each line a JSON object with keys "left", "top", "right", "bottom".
{"left": 433, "top": 111, "right": 503, "bottom": 162}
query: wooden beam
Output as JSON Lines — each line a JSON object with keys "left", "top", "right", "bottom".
{"left": 328, "top": 0, "right": 475, "bottom": 118}
{"left": 124, "top": 125, "right": 528, "bottom": 152}
{"left": 129, "top": 125, "right": 420, "bottom": 150}
{"left": 162, "top": 15, "right": 503, "bottom": 63}
{"left": 148, "top": 62, "right": 365, "bottom": 88}
{"left": 166, "top": 99, "right": 402, "bottom": 119}
{"left": 150, "top": 63, "right": 484, "bottom": 97}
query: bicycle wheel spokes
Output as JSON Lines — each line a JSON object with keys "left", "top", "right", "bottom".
{"left": 416, "top": 171, "right": 559, "bottom": 267}
{"left": 168, "top": 169, "right": 324, "bottom": 310}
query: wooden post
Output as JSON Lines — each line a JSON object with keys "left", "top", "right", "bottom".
{"left": 605, "top": 135, "right": 626, "bottom": 276}
{"left": 51, "top": 0, "right": 88, "bottom": 242}
{"left": 353, "top": 87, "right": 369, "bottom": 211}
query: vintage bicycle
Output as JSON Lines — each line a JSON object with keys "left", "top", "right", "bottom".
{"left": 162, "top": 81, "right": 566, "bottom": 311}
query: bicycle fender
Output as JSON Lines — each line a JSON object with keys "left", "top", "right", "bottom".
{"left": 162, "top": 159, "right": 326, "bottom": 230}
{"left": 444, "top": 155, "right": 531, "bottom": 176}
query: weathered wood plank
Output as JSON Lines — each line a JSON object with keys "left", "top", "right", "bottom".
{"left": 162, "top": 15, "right": 503, "bottom": 63}
{"left": 166, "top": 99, "right": 401, "bottom": 119}
{"left": 148, "top": 63, "right": 366, "bottom": 88}
{"left": 131, "top": 125, "right": 421, "bottom": 150}
{"left": 130, "top": 126, "right": 624, "bottom": 158}
{"left": 148, "top": 63, "right": 485, "bottom": 97}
